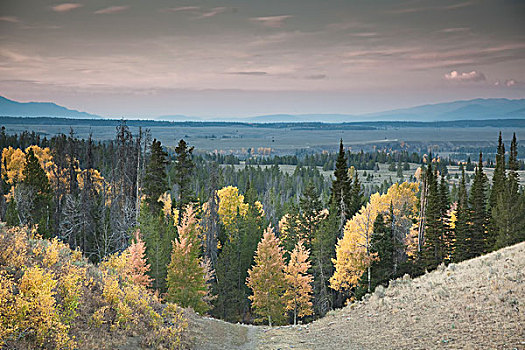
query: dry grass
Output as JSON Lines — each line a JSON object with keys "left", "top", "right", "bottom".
{"left": 258, "top": 242, "right": 525, "bottom": 349}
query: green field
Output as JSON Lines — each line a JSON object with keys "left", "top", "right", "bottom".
{"left": 2, "top": 119, "right": 523, "bottom": 156}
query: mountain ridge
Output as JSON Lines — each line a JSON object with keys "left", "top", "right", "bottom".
{"left": 2, "top": 95, "right": 525, "bottom": 122}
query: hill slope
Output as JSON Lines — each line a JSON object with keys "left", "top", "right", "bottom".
{"left": 0, "top": 96, "right": 100, "bottom": 119}
{"left": 189, "top": 242, "right": 525, "bottom": 349}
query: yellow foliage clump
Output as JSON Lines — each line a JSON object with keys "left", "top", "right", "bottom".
{"left": 217, "top": 186, "right": 249, "bottom": 230}
{"left": 0, "top": 225, "right": 187, "bottom": 349}
{"left": 331, "top": 182, "right": 419, "bottom": 293}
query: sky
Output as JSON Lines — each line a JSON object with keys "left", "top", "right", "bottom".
{"left": 0, "top": 0, "right": 524, "bottom": 118}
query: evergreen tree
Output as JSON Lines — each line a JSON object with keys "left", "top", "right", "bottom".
{"left": 487, "top": 132, "right": 506, "bottom": 250}
{"left": 246, "top": 226, "right": 287, "bottom": 326}
{"left": 468, "top": 152, "right": 488, "bottom": 256}
{"left": 284, "top": 241, "right": 313, "bottom": 325}
{"left": 494, "top": 133, "right": 525, "bottom": 248}
{"left": 310, "top": 202, "right": 338, "bottom": 316}
{"left": 349, "top": 170, "right": 363, "bottom": 219}
{"left": 140, "top": 206, "right": 176, "bottom": 292}
{"left": 368, "top": 212, "right": 395, "bottom": 289}
{"left": 143, "top": 139, "right": 168, "bottom": 213}
{"left": 420, "top": 164, "right": 444, "bottom": 270}
{"left": 174, "top": 139, "right": 195, "bottom": 221}
{"left": 331, "top": 139, "right": 352, "bottom": 237}
{"left": 439, "top": 173, "right": 454, "bottom": 261}
{"left": 22, "top": 148, "right": 53, "bottom": 237}
{"left": 213, "top": 191, "right": 264, "bottom": 322}
{"left": 454, "top": 167, "right": 470, "bottom": 262}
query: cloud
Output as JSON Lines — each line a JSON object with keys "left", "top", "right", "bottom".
{"left": 197, "top": 7, "right": 227, "bottom": 19}
{"left": 305, "top": 74, "right": 327, "bottom": 80}
{"left": 94, "top": 6, "right": 129, "bottom": 15}
{"left": 437, "top": 27, "right": 470, "bottom": 33}
{"left": 495, "top": 79, "right": 520, "bottom": 87}
{"left": 389, "top": 1, "right": 473, "bottom": 14}
{"left": 228, "top": 71, "right": 268, "bottom": 76}
{"left": 0, "top": 16, "right": 20, "bottom": 23}
{"left": 444, "top": 70, "right": 486, "bottom": 82}
{"left": 251, "top": 15, "right": 292, "bottom": 28}
{"left": 164, "top": 6, "right": 200, "bottom": 13}
{"left": 51, "top": 3, "right": 83, "bottom": 13}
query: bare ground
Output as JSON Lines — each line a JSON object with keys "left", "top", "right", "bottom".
{"left": 186, "top": 242, "right": 525, "bottom": 350}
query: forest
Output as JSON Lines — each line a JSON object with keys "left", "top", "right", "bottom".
{"left": 0, "top": 123, "right": 524, "bottom": 348}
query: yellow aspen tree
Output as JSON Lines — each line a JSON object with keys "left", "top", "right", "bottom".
{"left": 246, "top": 226, "right": 287, "bottom": 326}
{"left": 284, "top": 241, "right": 313, "bottom": 325}
{"left": 331, "top": 182, "right": 419, "bottom": 295}
{"left": 217, "top": 186, "right": 248, "bottom": 231}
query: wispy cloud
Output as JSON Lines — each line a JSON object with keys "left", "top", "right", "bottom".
{"left": 444, "top": 70, "right": 486, "bottom": 82}
{"left": 389, "top": 1, "right": 473, "bottom": 14}
{"left": 495, "top": 79, "right": 520, "bottom": 87}
{"left": 305, "top": 74, "right": 327, "bottom": 80}
{"left": 437, "top": 27, "right": 470, "bottom": 33}
{"left": 163, "top": 6, "right": 200, "bottom": 13}
{"left": 228, "top": 71, "right": 268, "bottom": 76}
{"left": 51, "top": 3, "right": 83, "bottom": 13}
{"left": 94, "top": 6, "right": 129, "bottom": 15}
{"left": 251, "top": 15, "right": 292, "bottom": 28}
{"left": 197, "top": 7, "right": 227, "bottom": 19}
{"left": 0, "top": 16, "right": 20, "bottom": 23}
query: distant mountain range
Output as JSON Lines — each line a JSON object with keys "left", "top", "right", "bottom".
{"left": 1, "top": 95, "right": 524, "bottom": 122}
{"left": 0, "top": 96, "right": 101, "bottom": 119}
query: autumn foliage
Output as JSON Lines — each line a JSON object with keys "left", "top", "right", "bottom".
{"left": 246, "top": 226, "right": 287, "bottom": 326}
{"left": 284, "top": 241, "right": 314, "bottom": 325}
{"left": 0, "top": 225, "right": 187, "bottom": 349}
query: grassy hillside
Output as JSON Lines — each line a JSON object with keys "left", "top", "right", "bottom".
{"left": 259, "top": 242, "right": 525, "bottom": 349}
{"left": 0, "top": 225, "right": 188, "bottom": 349}
{"left": 185, "top": 242, "right": 524, "bottom": 349}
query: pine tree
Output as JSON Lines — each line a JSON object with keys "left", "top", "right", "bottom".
{"left": 487, "top": 132, "right": 506, "bottom": 250}
{"left": 494, "top": 133, "right": 524, "bottom": 248}
{"left": 23, "top": 148, "right": 50, "bottom": 194}
{"left": 310, "top": 202, "right": 338, "bottom": 316}
{"left": 349, "top": 170, "right": 363, "bottom": 219}
{"left": 166, "top": 205, "right": 210, "bottom": 313}
{"left": 368, "top": 212, "right": 395, "bottom": 289}
{"left": 143, "top": 139, "right": 168, "bottom": 213}
{"left": 469, "top": 152, "right": 488, "bottom": 256}
{"left": 284, "top": 241, "right": 313, "bottom": 325}
{"left": 213, "top": 193, "right": 264, "bottom": 322}
{"left": 140, "top": 206, "right": 176, "bottom": 292}
{"left": 454, "top": 167, "right": 470, "bottom": 262}
{"left": 298, "top": 182, "right": 323, "bottom": 251}
{"left": 331, "top": 139, "right": 352, "bottom": 237}
{"left": 439, "top": 173, "right": 454, "bottom": 262}
{"left": 22, "top": 148, "right": 53, "bottom": 237}
{"left": 174, "top": 139, "right": 195, "bottom": 221}
{"left": 246, "top": 226, "right": 287, "bottom": 326}
{"left": 420, "top": 164, "right": 444, "bottom": 270}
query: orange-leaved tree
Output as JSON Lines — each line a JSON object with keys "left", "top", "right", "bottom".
{"left": 246, "top": 225, "right": 287, "bottom": 326}
{"left": 128, "top": 229, "right": 153, "bottom": 288}
{"left": 284, "top": 240, "right": 313, "bottom": 325}
{"left": 166, "top": 205, "right": 211, "bottom": 314}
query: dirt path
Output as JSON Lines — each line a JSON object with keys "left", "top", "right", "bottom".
{"left": 187, "top": 242, "right": 525, "bottom": 350}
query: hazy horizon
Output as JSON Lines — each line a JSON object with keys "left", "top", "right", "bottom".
{"left": 1, "top": 0, "right": 524, "bottom": 118}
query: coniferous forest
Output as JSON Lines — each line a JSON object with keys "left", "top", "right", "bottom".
{"left": 0, "top": 123, "right": 524, "bottom": 348}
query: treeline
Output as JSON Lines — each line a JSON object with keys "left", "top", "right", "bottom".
{"left": 209, "top": 149, "right": 426, "bottom": 171}
{"left": 1, "top": 125, "right": 524, "bottom": 327}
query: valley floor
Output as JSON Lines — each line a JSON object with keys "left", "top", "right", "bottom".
{"left": 187, "top": 242, "right": 525, "bottom": 349}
